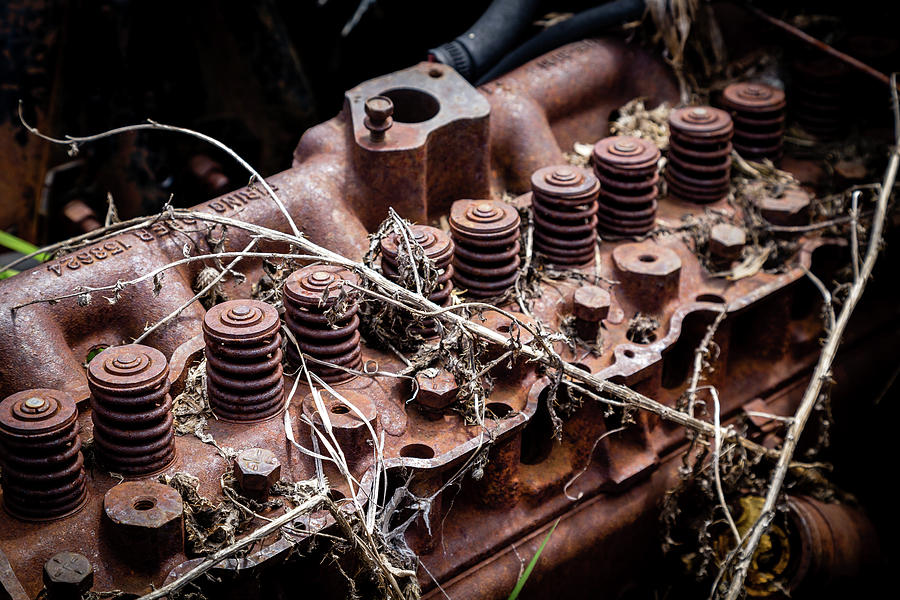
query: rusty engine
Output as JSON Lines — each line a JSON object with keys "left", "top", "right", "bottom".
{"left": 1, "top": 2, "right": 899, "bottom": 599}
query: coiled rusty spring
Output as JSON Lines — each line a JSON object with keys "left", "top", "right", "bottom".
{"left": 665, "top": 106, "right": 734, "bottom": 204}
{"left": 450, "top": 199, "right": 521, "bottom": 298}
{"left": 284, "top": 265, "right": 363, "bottom": 382}
{"left": 720, "top": 82, "right": 786, "bottom": 162}
{"left": 791, "top": 57, "right": 849, "bottom": 139}
{"left": 0, "top": 389, "right": 87, "bottom": 521}
{"left": 204, "top": 300, "right": 284, "bottom": 422}
{"left": 592, "top": 136, "right": 661, "bottom": 236}
{"left": 530, "top": 165, "right": 600, "bottom": 266}
{"left": 380, "top": 225, "right": 455, "bottom": 337}
{"left": 88, "top": 345, "right": 176, "bottom": 476}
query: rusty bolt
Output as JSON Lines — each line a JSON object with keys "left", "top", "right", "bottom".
{"left": 234, "top": 448, "right": 281, "bottom": 498}
{"left": 364, "top": 96, "right": 394, "bottom": 142}
{"left": 103, "top": 481, "right": 184, "bottom": 565}
{"left": 43, "top": 552, "right": 93, "bottom": 599}
{"left": 415, "top": 369, "right": 459, "bottom": 411}
{"left": 709, "top": 223, "right": 746, "bottom": 264}
{"left": 573, "top": 285, "right": 610, "bottom": 342}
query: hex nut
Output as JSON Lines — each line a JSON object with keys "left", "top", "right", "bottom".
{"left": 300, "top": 389, "right": 379, "bottom": 459}
{"left": 234, "top": 448, "right": 281, "bottom": 497}
{"left": 415, "top": 369, "right": 460, "bottom": 411}
{"left": 103, "top": 481, "right": 184, "bottom": 565}
{"left": 612, "top": 242, "right": 682, "bottom": 313}
{"left": 709, "top": 223, "right": 746, "bottom": 262}
{"left": 43, "top": 552, "right": 93, "bottom": 598}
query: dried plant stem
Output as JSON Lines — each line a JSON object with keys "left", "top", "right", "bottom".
{"left": 137, "top": 492, "right": 326, "bottom": 600}
{"left": 721, "top": 74, "right": 899, "bottom": 600}
{"left": 18, "top": 104, "right": 302, "bottom": 238}
{"left": 134, "top": 237, "right": 259, "bottom": 344}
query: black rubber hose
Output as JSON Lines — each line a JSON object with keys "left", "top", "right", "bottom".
{"left": 428, "top": 0, "right": 542, "bottom": 82}
{"left": 475, "top": 0, "right": 647, "bottom": 86}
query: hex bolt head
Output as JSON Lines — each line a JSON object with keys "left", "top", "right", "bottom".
{"left": 415, "top": 369, "right": 460, "bottom": 411}
{"left": 43, "top": 552, "right": 93, "bottom": 599}
{"left": 234, "top": 448, "right": 281, "bottom": 498}
{"left": 573, "top": 286, "right": 611, "bottom": 322}
{"left": 709, "top": 223, "right": 746, "bottom": 263}
{"left": 756, "top": 187, "right": 811, "bottom": 227}
{"left": 364, "top": 96, "right": 394, "bottom": 142}
{"left": 573, "top": 285, "right": 611, "bottom": 342}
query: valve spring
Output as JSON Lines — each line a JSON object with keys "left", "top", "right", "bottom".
{"left": 0, "top": 389, "right": 87, "bottom": 521}
{"left": 284, "top": 265, "right": 363, "bottom": 382}
{"left": 88, "top": 344, "right": 176, "bottom": 476}
{"left": 592, "top": 136, "right": 661, "bottom": 236}
{"left": 665, "top": 106, "right": 734, "bottom": 204}
{"left": 720, "top": 82, "right": 786, "bottom": 162}
{"left": 530, "top": 165, "right": 600, "bottom": 265}
{"left": 790, "top": 57, "right": 849, "bottom": 139}
{"left": 449, "top": 199, "right": 521, "bottom": 298}
{"left": 204, "top": 300, "right": 284, "bottom": 422}
{"left": 380, "top": 225, "right": 455, "bottom": 337}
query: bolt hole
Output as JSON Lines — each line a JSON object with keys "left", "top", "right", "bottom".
{"left": 486, "top": 402, "right": 514, "bottom": 418}
{"left": 400, "top": 443, "right": 435, "bottom": 459}
{"left": 331, "top": 404, "right": 350, "bottom": 415}
{"left": 624, "top": 349, "right": 636, "bottom": 358}
{"left": 378, "top": 88, "right": 440, "bottom": 123}
{"left": 497, "top": 324, "right": 511, "bottom": 333}
{"left": 638, "top": 254, "right": 657, "bottom": 263}
{"left": 696, "top": 293, "right": 726, "bottom": 304}
{"left": 428, "top": 68, "right": 443, "bottom": 78}
{"left": 133, "top": 498, "right": 156, "bottom": 511}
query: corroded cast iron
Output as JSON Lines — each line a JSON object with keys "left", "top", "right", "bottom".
{"left": 530, "top": 165, "right": 600, "bottom": 266}
{"left": 791, "top": 58, "right": 849, "bottom": 139}
{"left": 721, "top": 82, "right": 786, "bottom": 161}
{"left": 592, "top": 136, "right": 661, "bottom": 235}
{"left": 204, "top": 300, "right": 284, "bottom": 421}
{"left": 88, "top": 345, "right": 176, "bottom": 476}
{"left": 665, "top": 106, "right": 734, "bottom": 204}
{"left": 284, "top": 265, "right": 363, "bottom": 382}
{"left": 0, "top": 389, "right": 87, "bottom": 521}
{"left": 380, "top": 225, "right": 455, "bottom": 338}
{"left": 449, "top": 199, "right": 521, "bottom": 298}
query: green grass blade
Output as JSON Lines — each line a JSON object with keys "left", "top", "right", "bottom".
{"left": 508, "top": 518, "right": 559, "bottom": 600}
{"left": 0, "top": 230, "right": 50, "bottom": 278}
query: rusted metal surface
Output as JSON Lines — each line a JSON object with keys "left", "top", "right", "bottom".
{"left": 450, "top": 199, "right": 521, "bottom": 298}
{"left": 0, "top": 34, "right": 889, "bottom": 600}
{"left": 592, "top": 136, "right": 661, "bottom": 236}
{"left": 784, "top": 496, "right": 879, "bottom": 594}
{"left": 720, "top": 82, "right": 786, "bottom": 161}
{"left": 88, "top": 345, "right": 176, "bottom": 477}
{"left": 380, "top": 225, "right": 455, "bottom": 338}
{"left": 284, "top": 265, "right": 362, "bottom": 381}
{"left": 204, "top": 300, "right": 285, "bottom": 422}
{"left": 0, "top": 389, "right": 86, "bottom": 521}
{"left": 530, "top": 165, "right": 600, "bottom": 266}
{"left": 666, "top": 107, "right": 734, "bottom": 204}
